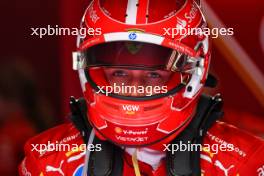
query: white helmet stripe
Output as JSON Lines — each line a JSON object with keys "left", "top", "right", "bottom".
{"left": 145, "top": 0, "right": 150, "bottom": 23}
{"left": 126, "top": 0, "right": 139, "bottom": 24}
{"left": 104, "top": 32, "right": 164, "bottom": 45}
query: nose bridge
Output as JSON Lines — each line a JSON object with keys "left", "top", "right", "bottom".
{"left": 131, "top": 70, "right": 144, "bottom": 86}
{"left": 129, "top": 70, "right": 145, "bottom": 96}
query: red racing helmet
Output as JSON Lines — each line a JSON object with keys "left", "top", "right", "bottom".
{"left": 72, "top": 0, "right": 211, "bottom": 149}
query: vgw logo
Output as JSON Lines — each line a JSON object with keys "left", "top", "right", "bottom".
{"left": 122, "top": 105, "right": 140, "bottom": 114}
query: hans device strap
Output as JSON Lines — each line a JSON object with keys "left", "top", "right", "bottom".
{"left": 69, "top": 97, "right": 124, "bottom": 175}
{"left": 166, "top": 94, "right": 223, "bottom": 176}
{"left": 69, "top": 96, "right": 91, "bottom": 143}
{"left": 69, "top": 94, "right": 223, "bottom": 176}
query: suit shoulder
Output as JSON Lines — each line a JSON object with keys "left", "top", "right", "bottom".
{"left": 23, "top": 122, "right": 83, "bottom": 159}
{"left": 207, "top": 121, "right": 263, "bottom": 145}
{"left": 205, "top": 121, "right": 263, "bottom": 156}
{"left": 20, "top": 122, "right": 88, "bottom": 176}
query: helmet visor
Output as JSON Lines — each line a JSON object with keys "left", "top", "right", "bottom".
{"left": 82, "top": 41, "right": 172, "bottom": 69}
{"left": 82, "top": 41, "right": 195, "bottom": 99}
{"left": 81, "top": 41, "right": 198, "bottom": 72}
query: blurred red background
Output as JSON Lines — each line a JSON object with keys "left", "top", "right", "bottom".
{"left": 0, "top": 0, "right": 263, "bottom": 175}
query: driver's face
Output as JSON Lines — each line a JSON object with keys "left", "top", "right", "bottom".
{"left": 104, "top": 68, "right": 171, "bottom": 96}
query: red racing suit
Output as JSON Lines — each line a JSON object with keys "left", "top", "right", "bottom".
{"left": 19, "top": 121, "right": 264, "bottom": 176}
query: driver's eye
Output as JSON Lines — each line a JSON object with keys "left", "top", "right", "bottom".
{"left": 112, "top": 70, "right": 128, "bottom": 77}
{"left": 147, "top": 72, "right": 161, "bottom": 78}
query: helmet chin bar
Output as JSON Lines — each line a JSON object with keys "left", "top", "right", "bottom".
{"left": 92, "top": 113, "right": 194, "bottom": 148}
